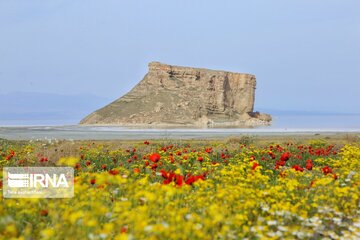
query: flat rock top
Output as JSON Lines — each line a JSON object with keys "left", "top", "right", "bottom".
{"left": 148, "top": 61, "right": 255, "bottom": 78}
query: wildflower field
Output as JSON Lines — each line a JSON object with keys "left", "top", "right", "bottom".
{"left": 0, "top": 136, "right": 360, "bottom": 239}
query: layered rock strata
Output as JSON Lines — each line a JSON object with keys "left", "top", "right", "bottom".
{"left": 80, "top": 62, "right": 271, "bottom": 127}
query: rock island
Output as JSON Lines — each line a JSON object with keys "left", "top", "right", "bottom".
{"left": 80, "top": 62, "right": 271, "bottom": 128}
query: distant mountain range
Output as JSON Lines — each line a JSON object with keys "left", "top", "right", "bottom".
{"left": 256, "top": 108, "right": 360, "bottom": 116}
{"left": 0, "top": 92, "right": 358, "bottom": 126}
{"left": 0, "top": 92, "right": 112, "bottom": 125}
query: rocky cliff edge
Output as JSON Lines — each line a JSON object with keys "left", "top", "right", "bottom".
{"left": 80, "top": 62, "right": 271, "bottom": 128}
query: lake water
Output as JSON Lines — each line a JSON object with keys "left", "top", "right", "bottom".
{"left": 0, "top": 114, "right": 359, "bottom": 140}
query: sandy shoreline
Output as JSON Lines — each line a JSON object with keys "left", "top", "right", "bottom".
{"left": 0, "top": 125, "right": 359, "bottom": 140}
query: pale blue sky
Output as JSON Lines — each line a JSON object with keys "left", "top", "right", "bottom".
{"left": 1, "top": 0, "right": 359, "bottom": 114}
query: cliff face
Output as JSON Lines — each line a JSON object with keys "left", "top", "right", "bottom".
{"left": 80, "top": 62, "right": 271, "bottom": 127}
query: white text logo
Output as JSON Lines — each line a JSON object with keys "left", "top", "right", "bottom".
{"left": 3, "top": 167, "right": 74, "bottom": 198}
{"left": 7, "top": 172, "right": 69, "bottom": 188}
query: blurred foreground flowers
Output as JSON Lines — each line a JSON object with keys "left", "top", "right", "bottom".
{"left": 0, "top": 140, "right": 360, "bottom": 239}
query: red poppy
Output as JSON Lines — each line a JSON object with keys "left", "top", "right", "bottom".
{"left": 185, "top": 173, "right": 206, "bottom": 185}
{"left": 315, "top": 149, "right": 324, "bottom": 156}
{"left": 163, "top": 178, "right": 172, "bottom": 185}
{"left": 276, "top": 160, "right": 286, "bottom": 167}
{"left": 197, "top": 156, "right": 204, "bottom": 162}
{"left": 101, "top": 164, "right": 107, "bottom": 170}
{"left": 40, "top": 157, "right": 48, "bottom": 163}
{"left": 252, "top": 162, "right": 260, "bottom": 170}
{"left": 175, "top": 175, "right": 183, "bottom": 186}
{"left": 280, "top": 152, "right": 290, "bottom": 161}
{"left": 109, "top": 169, "right": 119, "bottom": 175}
{"left": 322, "top": 166, "right": 332, "bottom": 175}
{"left": 90, "top": 179, "right": 96, "bottom": 185}
{"left": 75, "top": 163, "right": 81, "bottom": 170}
{"left": 205, "top": 148, "right": 213, "bottom": 154}
{"left": 5, "top": 150, "right": 15, "bottom": 160}
{"left": 121, "top": 226, "right": 127, "bottom": 233}
{"left": 149, "top": 153, "right": 161, "bottom": 162}
{"left": 86, "top": 160, "right": 91, "bottom": 166}
{"left": 306, "top": 162, "right": 313, "bottom": 170}
{"left": 40, "top": 209, "right": 49, "bottom": 217}
{"left": 160, "top": 169, "right": 169, "bottom": 179}
{"left": 185, "top": 176, "right": 197, "bottom": 185}
{"left": 292, "top": 165, "right": 304, "bottom": 172}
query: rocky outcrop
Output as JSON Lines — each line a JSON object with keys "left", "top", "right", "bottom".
{"left": 80, "top": 62, "right": 271, "bottom": 127}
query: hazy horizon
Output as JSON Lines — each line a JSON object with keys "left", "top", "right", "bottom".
{"left": 1, "top": 0, "right": 360, "bottom": 124}
{"left": 1, "top": 91, "right": 360, "bottom": 127}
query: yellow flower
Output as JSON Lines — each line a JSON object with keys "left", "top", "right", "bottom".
{"left": 41, "top": 228, "right": 55, "bottom": 239}
{"left": 57, "top": 157, "right": 79, "bottom": 166}
{"left": 4, "top": 224, "right": 17, "bottom": 237}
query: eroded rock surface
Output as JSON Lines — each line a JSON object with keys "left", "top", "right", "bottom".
{"left": 80, "top": 62, "right": 271, "bottom": 127}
